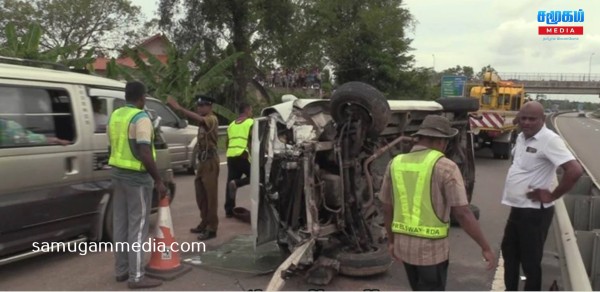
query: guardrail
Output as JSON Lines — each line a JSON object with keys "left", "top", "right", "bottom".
{"left": 218, "top": 125, "right": 228, "bottom": 136}
{"left": 547, "top": 112, "right": 595, "bottom": 291}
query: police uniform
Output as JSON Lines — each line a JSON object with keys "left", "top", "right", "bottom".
{"left": 193, "top": 97, "right": 220, "bottom": 240}
{"left": 224, "top": 117, "right": 253, "bottom": 217}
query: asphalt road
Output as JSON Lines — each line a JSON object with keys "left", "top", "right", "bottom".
{"left": 555, "top": 113, "right": 600, "bottom": 180}
{"left": 0, "top": 146, "right": 567, "bottom": 290}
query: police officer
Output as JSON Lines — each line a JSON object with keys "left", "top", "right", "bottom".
{"left": 224, "top": 102, "right": 253, "bottom": 217}
{"left": 108, "top": 81, "right": 167, "bottom": 289}
{"left": 167, "top": 95, "right": 220, "bottom": 240}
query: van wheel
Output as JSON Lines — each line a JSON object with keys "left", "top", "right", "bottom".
{"left": 336, "top": 245, "right": 392, "bottom": 276}
{"left": 187, "top": 146, "right": 198, "bottom": 175}
{"left": 436, "top": 97, "right": 480, "bottom": 112}
{"left": 330, "top": 81, "right": 391, "bottom": 136}
{"left": 104, "top": 201, "right": 114, "bottom": 242}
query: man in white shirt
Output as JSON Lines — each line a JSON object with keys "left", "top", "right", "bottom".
{"left": 500, "top": 101, "right": 583, "bottom": 291}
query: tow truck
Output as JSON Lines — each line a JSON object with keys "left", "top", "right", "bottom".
{"left": 469, "top": 71, "right": 526, "bottom": 159}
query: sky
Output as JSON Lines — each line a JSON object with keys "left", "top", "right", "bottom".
{"left": 132, "top": 0, "right": 600, "bottom": 103}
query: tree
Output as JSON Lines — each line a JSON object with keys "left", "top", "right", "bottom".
{"left": 0, "top": 0, "right": 144, "bottom": 58}
{"left": 158, "top": 0, "right": 309, "bottom": 109}
{"left": 307, "top": 0, "right": 415, "bottom": 96}
{"left": 0, "top": 22, "right": 95, "bottom": 69}
{"left": 476, "top": 65, "right": 497, "bottom": 80}
{"left": 440, "top": 65, "right": 475, "bottom": 80}
{"left": 106, "top": 43, "right": 243, "bottom": 122}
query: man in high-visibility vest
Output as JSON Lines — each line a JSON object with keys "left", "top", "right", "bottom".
{"left": 107, "top": 81, "right": 167, "bottom": 289}
{"left": 224, "top": 102, "right": 253, "bottom": 218}
{"left": 380, "top": 115, "right": 495, "bottom": 291}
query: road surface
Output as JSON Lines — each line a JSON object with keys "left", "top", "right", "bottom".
{"left": 555, "top": 113, "right": 600, "bottom": 180}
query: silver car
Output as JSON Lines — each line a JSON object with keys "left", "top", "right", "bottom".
{"left": 143, "top": 98, "right": 199, "bottom": 174}
{"left": 95, "top": 92, "right": 199, "bottom": 174}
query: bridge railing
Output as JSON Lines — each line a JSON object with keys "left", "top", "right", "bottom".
{"left": 499, "top": 72, "right": 600, "bottom": 82}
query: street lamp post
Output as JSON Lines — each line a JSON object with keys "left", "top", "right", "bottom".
{"left": 432, "top": 54, "right": 436, "bottom": 71}
{"left": 589, "top": 52, "right": 595, "bottom": 81}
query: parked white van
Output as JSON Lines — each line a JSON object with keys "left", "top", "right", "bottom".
{"left": 0, "top": 58, "right": 176, "bottom": 264}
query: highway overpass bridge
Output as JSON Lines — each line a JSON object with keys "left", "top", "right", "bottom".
{"left": 496, "top": 72, "right": 600, "bottom": 96}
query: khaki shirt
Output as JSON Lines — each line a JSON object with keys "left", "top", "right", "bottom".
{"left": 380, "top": 145, "right": 469, "bottom": 265}
{"left": 197, "top": 113, "right": 219, "bottom": 151}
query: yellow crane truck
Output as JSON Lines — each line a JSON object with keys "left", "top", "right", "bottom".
{"left": 469, "top": 71, "right": 526, "bottom": 159}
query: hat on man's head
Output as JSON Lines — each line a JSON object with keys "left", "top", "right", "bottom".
{"left": 196, "top": 94, "right": 216, "bottom": 105}
{"left": 412, "top": 115, "right": 459, "bottom": 139}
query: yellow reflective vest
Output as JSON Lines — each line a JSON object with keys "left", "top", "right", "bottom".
{"left": 390, "top": 149, "right": 448, "bottom": 239}
{"left": 108, "top": 106, "right": 155, "bottom": 171}
{"left": 226, "top": 118, "right": 254, "bottom": 158}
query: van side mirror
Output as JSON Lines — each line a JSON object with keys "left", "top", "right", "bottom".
{"left": 146, "top": 109, "right": 158, "bottom": 121}
{"left": 178, "top": 119, "right": 188, "bottom": 128}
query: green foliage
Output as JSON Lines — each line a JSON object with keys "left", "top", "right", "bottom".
{"left": 440, "top": 65, "right": 475, "bottom": 80}
{"left": 308, "top": 0, "right": 415, "bottom": 96}
{"left": 0, "top": 0, "right": 143, "bottom": 58}
{"left": 476, "top": 65, "right": 497, "bottom": 80}
{"left": 106, "top": 42, "right": 244, "bottom": 123}
{"left": 0, "top": 23, "right": 45, "bottom": 60}
{"left": 394, "top": 67, "right": 439, "bottom": 100}
{"left": 0, "top": 22, "right": 95, "bottom": 68}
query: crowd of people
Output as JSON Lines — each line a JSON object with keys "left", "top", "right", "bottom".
{"left": 259, "top": 67, "right": 323, "bottom": 89}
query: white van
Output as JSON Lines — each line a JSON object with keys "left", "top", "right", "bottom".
{"left": 0, "top": 59, "right": 176, "bottom": 264}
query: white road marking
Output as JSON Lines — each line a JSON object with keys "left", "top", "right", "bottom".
{"left": 589, "top": 118, "right": 600, "bottom": 126}
{"left": 491, "top": 253, "right": 505, "bottom": 291}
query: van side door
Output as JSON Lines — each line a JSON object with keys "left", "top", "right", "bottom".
{"left": 0, "top": 82, "right": 99, "bottom": 256}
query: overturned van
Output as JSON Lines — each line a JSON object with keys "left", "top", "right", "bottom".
{"left": 249, "top": 81, "right": 479, "bottom": 287}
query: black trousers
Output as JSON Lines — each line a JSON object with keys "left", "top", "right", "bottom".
{"left": 224, "top": 155, "right": 251, "bottom": 214}
{"left": 403, "top": 260, "right": 449, "bottom": 291}
{"left": 501, "top": 206, "right": 554, "bottom": 291}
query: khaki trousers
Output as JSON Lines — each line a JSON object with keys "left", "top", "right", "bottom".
{"left": 195, "top": 156, "right": 220, "bottom": 231}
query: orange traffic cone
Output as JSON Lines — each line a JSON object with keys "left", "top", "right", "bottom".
{"left": 145, "top": 196, "right": 192, "bottom": 280}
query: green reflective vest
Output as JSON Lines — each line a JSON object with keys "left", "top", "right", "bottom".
{"left": 226, "top": 118, "right": 254, "bottom": 158}
{"left": 390, "top": 149, "right": 448, "bottom": 239}
{"left": 108, "top": 106, "right": 155, "bottom": 172}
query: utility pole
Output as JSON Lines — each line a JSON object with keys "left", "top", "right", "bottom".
{"left": 589, "top": 52, "right": 595, "bottom": 81}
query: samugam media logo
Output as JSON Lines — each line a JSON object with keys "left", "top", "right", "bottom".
{"left": 537, "top": 9, "right": 584, "bottom": 35}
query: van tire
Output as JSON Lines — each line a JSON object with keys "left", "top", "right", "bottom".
{"left": 330, "top": 81, "right": 391, "bottom": 136}
{"left": 336, "top": 245, "right": 392, "bottom": 276}
{"left": 436, "top": 97, "right": 479, "bottom": 113}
